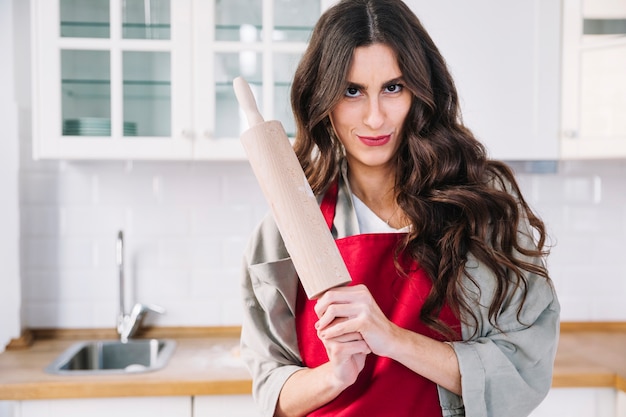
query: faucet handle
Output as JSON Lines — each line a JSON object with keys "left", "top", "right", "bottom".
{"left": 144, "top": 303, "right": 165, "bottom": 315}
{"left": 130, "top": 302, "right": 165, "bottom": 318}
{"left": 119, "top": 303, "right": 166, "bottom": 343}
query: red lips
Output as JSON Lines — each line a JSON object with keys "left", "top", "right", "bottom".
{"left": 357, "top": 134, "right": 391, "bottom": 147}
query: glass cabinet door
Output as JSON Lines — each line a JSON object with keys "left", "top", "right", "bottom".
{"left": 33, "top": 0, "right": 319, "bottom": 159}
{"left": 123, "top": 51, "right": 171, "bottom": 137}
{"left": 60, "top": 0, "right": 110, "bottom": 38}
{"left": 61, "top": 50, "right": 111, "bottom": 136}
{"left": 59, "top": 0, "right": 112, "bottom": 139}
{"left": 215, "top": 0, "right": 262, "bottom": 41}
{"left": 59, "top": 0, "right": 173, "bottom": 140}
{"left": 200, "top": 0, "right": 319, "bottom": 155}
{"left": 273, "top": 52, "right": 303, "bottom": 137}
{"left": 273, "top": 0, "right": 319, "bottom": 42}
{"left": 579, "top": 18, "right": 626, "bottom": 140}
{"left": 122, "top": 0, "right": 171, "bottom": 40}
{"left": 214, "top": 51, "right": 263, "bottom": 139}
{"left": 561, "top": 0, "right": 626, "bottom": 157}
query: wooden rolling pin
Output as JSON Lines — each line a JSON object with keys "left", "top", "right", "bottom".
{"left": 233, "top": 77, "right": 351, "bottom": 299}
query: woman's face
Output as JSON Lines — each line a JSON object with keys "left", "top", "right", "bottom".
{"left": 329, "top": 43, "right": 412, "bottom": 172}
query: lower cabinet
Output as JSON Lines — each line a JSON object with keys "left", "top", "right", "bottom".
{"left": 4, "top": 395, "right": 259, "bottom": 417}
{"left": 6, "top": 390, "right": 622, "bottom": 417}
{"left": 530, "top": 388, "right": 616, "bottom": 417}
{"left": 14, "top": 397, "right": 191, "bottom": 417}
{"left": 193, "top": 395, "right": 259, "bottom": 416}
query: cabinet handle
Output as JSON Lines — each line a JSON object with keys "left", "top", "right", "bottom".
{"left": 181, "top": 129, "right": 195, "bottom": 139}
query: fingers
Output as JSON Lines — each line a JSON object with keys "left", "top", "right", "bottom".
{"left": 321, "top": 331, "right": 371, "bottom": 385}
{"left": 315, "top": 304, "right": 362, "bottom": 332}
{"left": 325, "top": 336, "right": 371, "bottom": 357}
{"left": 316, "top": 322, "right": 371, "bottom": 389}
{"left": 315, "top": 299, "right": 373, "bottom": 388}
{"left": 314, "top": 284, "right": 369, "bottom": 319}
{"left": 314, "top": 285, "right": 374, "bottom": 339}
{"left": 322, "top": 330, "right": 366, "bottom": 345}
{"left": 314, "top": 284, "right": 396, "bottom": 358}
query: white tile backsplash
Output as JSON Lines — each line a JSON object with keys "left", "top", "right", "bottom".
{"left": 18, "top": 158, "right": 626, "bottom": 328}
{"left": 20, "top": 161, "right": 267, "bottom": 328}
{"left": 514, "top": 159, "right": 626, "bottom": 322}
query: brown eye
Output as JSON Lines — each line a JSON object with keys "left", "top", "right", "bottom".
{"left": 385, "top": 84, "right": 403, "bottom": 93}
{"left": 345, "top": 87, "right": 360, "bottom": 97}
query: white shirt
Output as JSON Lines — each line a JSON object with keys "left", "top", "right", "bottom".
{"left": 351, "top": 193, "right": 409, "bottom": 234}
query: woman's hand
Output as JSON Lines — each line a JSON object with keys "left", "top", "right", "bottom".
{"left": 318, "top": 321, "right": 370, "bottom": 389}
{"left": 315, "top": 284, "right": 398, "bottom": 359}
{"left": 314, "top": 284, "right": 462, "bottom": 396}
{"left": 275, "top": 327, "right": 370, "bottom": 417}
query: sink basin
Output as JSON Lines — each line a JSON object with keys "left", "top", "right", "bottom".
{"left": 45, "top": 339, "right": 176, "bottom": 375}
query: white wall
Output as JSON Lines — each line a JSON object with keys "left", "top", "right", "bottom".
{"left": 512, "top": 160, "right": 626, "bottom": 320}
{"left": 18, "top": 157, "right": 626, "bottom": 328}
{"left": 8, "top": 1, "right": 626, "bottom": 332}
{"left": 406, "top": 0, "right": 561, "bottom": 160}
{"left": 18, "top": 159, "right": 268, "bottom": 328}
{"left": 0, "top": 0, "right": 22, "bottom": 351}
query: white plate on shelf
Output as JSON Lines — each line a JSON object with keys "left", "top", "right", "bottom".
{"left": 63, "top": 118, "right": 137, "bottom": 136}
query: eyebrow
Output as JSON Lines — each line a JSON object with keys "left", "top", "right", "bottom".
{"left": 346, "top": 77, "right": 405, "bottom": 90}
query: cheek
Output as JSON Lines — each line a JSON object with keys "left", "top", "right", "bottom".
{"left": 329, "top": 105, "right": 356, "bottom": 135}
{"left": 392, "top": 99, "right": 412, "bottom": 126}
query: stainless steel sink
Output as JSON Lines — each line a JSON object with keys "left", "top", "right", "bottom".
{"left": 45, "top": 339, "right": 176, "bottom": 375}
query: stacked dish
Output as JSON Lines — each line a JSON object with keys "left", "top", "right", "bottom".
{"left": 63, "top": 118, "right": 137, "bottom": 136}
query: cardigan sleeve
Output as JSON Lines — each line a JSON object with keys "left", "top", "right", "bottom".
{"left": 239, "top": 214, "right": 305, "bottom": 417}
{"left": 450, "top": 275, "right": 559, "bottom": 417}
{"left": 438, "top": 215, "right": 560, "bottom": 417}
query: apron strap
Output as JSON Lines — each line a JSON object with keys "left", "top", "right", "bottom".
{"left": 320, "top": 180, "right": 339, "bottom": 230}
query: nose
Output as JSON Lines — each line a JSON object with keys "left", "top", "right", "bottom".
{"left": 363, "top": 96, "right": 385, "bottom": 130}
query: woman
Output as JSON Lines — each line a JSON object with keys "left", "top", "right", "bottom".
{"left": 240, "top": 1, "right": 560, "bottom": 416}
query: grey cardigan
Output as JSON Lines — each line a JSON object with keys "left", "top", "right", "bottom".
{"left": 240, "top": 171, "right": 560, "bottom": 417}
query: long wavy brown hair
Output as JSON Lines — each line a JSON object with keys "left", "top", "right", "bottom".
{"left": 290, "top": 0, "right": 551, "bottom": 338}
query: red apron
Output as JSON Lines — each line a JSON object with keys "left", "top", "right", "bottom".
{"left": 295, "top": 182, "right": 460, "bottom": 417}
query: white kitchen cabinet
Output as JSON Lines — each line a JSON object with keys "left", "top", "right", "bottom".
{"left": 1, "top": 389, "right": 622, "bottom": 417}
{"left": 405, "top": 0, "right": 561, "bottom": 161}
{"left": 193, "top": 395, "right": 259, "bottom": 417}
{"left": 14, "top": 396, "right": 191, "bottom": 417}
{"left": 30, "top": 0, "right": 321, "bottom": 160}
{"left": 529, "top": 388, "right": 616, "bottom": 417}
{"left": 32, "top": 0, "right": 564, "bottom": 161}
{"left": 617, "top": 390, "right": 626, "bottom": 417}
{"left": 9, "top": 395, "right": 258, "bottom": 417}
{"left": 561, "top": 0, "right": 626, "bottom": 158}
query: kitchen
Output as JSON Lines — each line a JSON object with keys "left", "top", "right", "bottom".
{"left": 1, "top": 0, "right": 626, "bottom": 416}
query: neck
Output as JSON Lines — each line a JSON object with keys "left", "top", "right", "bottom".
{"left": 347, "top": 164, "right": 396, "bottom": 207}
{"left": 347, "top": 163, "right": 406, "bottom": 228}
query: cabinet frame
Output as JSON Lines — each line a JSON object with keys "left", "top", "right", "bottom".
{"left": 560, "top": 0, "right": 626, "bottom": 158}
{"left": 31, "top": 0, "right": 195, "bottom": 160}
{"left": 31, "top": 0, "right": 317, "bottom": 160}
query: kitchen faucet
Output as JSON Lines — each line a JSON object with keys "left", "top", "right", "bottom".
{"left": 116, "top": 231, "right": 165, "bottom": 343}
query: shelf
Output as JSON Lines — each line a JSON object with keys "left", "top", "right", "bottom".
{"left": 215, "top": 24, "right": 314, "bottom": 42}
{"left": 61, "top": 21, "right": 171, "bottom": 30}
{"left": 214, "top": 81, "right": 289, "bottom": 87}
{"left": 60, "top": 21, "right": 171, "bottom": 39}
{"left": 62, "top": 79, "right": 170, "bottom": 86}
{"left": 215, "top": 24, "right": 314, "bottom": 32}
{"left": 61, "top": 79, "right": 171, "bottom": 100}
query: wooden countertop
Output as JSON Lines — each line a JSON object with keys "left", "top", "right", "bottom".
{"left": 2, "top": 325, "right": 626, "bottom": 400}
{"left": 553, "top": 329, "right": 626, "bottom": 390}
{"left": 0, "top": 336, "right": 251, "bottom": 400}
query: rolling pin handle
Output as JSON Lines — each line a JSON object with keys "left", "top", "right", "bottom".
{"left": 233, "top": 77, "right": 265, "bottom": 127}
